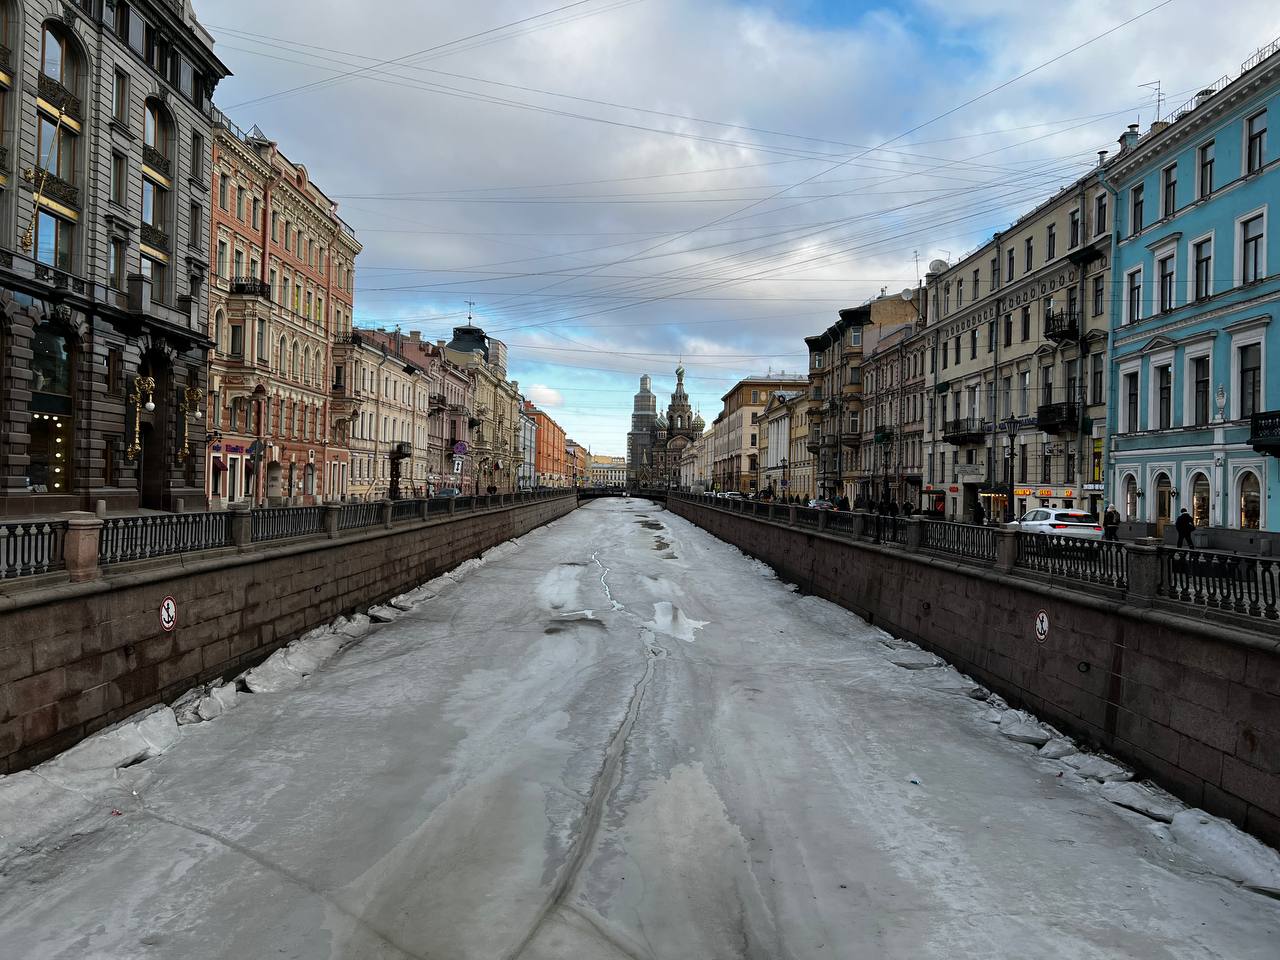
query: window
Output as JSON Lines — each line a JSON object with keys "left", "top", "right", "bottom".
{"left": 271, "top": 211, "right": 279, "bottom": 242}
{"left": 40, "top": 24, "right": 75, "bottom": 87}
{"left": 969, "top": 329, "right": 977, "bottom": 359}
{"left": 1024, "top": 236, "right": 1033, "bottom": 273}
{"left": 1020, "top": 306, "right": 1030, "bottom": 341}
{"left": 1095, "top": 192, "right": 1108, "bottom": 235}
{"left": 26, "top": 323, "right": 74, "bottom": 494}
{"left": 252, "top": 198, "right": 260, "bottom": 229}
{"left": 1246, "top": 110, "right": 1267, "bottom": 174}
{"left": 34, "top": 210, "right": 72, "bottom": 270}
{"left": 1157, "top": 365, "right": 1172, "bottom": 429}
{"left": 1130, "top": 183, "right": 1144, "bottom": 235}
{"left": 990, "top": 257, "right": 998, "bottom": 291}
{"left": 952, "top": 335, "right": 960, "bottom": 365}
{"left": 940, "top": 342, "right": 948, "bottom": 370}
{"left": 235, "top": 186, "right": 244, "bottom": 221}
{"left": 1092, "top": 274, "right": 1104, "bottom": 316}
{"left": 1188, "top": 237, "right": 1211, "bottom": 300}
{"left": 943, "top": 283, "right": 950, "bottom": 314}
{"left": 1240, "top": 472, "right": 1261, "bottom": 529}
{"left": 1126, "top": 268, "right": 1143, "bottom": 323}
{"left": 229, "top": 323, "right": 244, "bottom": 358}
{"left": 190, "top": 131, "right": 204, "bottom": 180}
{"left": 141, "top": 255, "right": 165, "bottom": 303}
{"left": 973, "top": 267, "right": 980, "bottom": 297}
{"left": 141, "top": 176, "right": 164, "bottom": 228}
{"left": 218, "top": 173, "right": 228, "bottom": 209}
{"left": 1091, "top": 353, "right": 1103, "bottom": 405}
{"left": 1239, "top": 342, "right": 1261, "bottom": 418}
{"left": 1046, "top": 224, "right": 1056, "bottom": 260}
{"left": 1003, "top": 313, "right": 1012, "bottom": 347}
{"left": 216, "top": 240, "right": 227, "bottom": 278}
{"left": 1040, "top": 366, "right": 1053, "bottom": 405}
{"left": 112, "top": 69, "right": 128, "bottom": 121}
{"left": 1162, "top": 164, "right": 1177, "bottom": 217}
{"left": 1018, "top": 371, "right": 1029, "bottom": 416}
{"left": 987, "top": 320, "right": 996, "bottom": 353}
{"left": 1241, "top": 214, "right": 1265, "bottom": 283}
{"left": 1193, "top": 355, "right": 1210, "bottom": 425}
{"left": 233, "top": 249, "right": 244, "bottom": 278}
{"left": 108, "top": 238, "right": 125, "bottom": 290}
{"left": 1069, "top": 209, "right": 1080, "bottom": 248}
{"left": 37, "top": 112, "right": 76, "bottom": 181}
{"left": 1198, "top": 141, "right": 1215, "bottom": 198}
{"left": 1041, "top": 446, "right": 1052, "bottom": 484}
{"left": 189, "top": 202, "right": 201, "bottom": 249}
{"left": 1124, "top": 372, "right": 1139, "bottom": 432}
{"left": 110, "top": 152, "right": 126, "bottom": 205}
{"left": 1158, "top": 253, "right": 1175, "bottom": 312}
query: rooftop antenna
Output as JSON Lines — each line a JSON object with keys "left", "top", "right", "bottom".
{"left": 465, "top": 299, "right": 476, "bottom": 321}
{"left": 913, "top": 249, "right": 921, "bottom": 283}
{"left": 1140, "top": 80, "right": 1164, "bottom": 122}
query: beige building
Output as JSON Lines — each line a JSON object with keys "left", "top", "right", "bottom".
{"left": 589, "top": 455, "right": 627, "bottom": 487}
{"left": 680, "top": 433, "right": 711, "bottom": 492}
{"left": 443, "top": 324, "right": 521, "bottom": 494}
{"left": 757, "top": 389, "right": 810, "bottom": 499}
{"left": 710, "top": 375, "right": 807, "bottom": 493}
{"left": 921, "top": 168, "right": 1111, "bottom": 521}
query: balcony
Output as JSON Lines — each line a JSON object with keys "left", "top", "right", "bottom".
{"left": 38, "top": 73, "right": 82, "bottom": 120}
{"left": 140, "top": 222, "right": 170, "bottom": 252}
{"left": 1037, "top": 401, "right": 1080, "bottom": 434}
{"left": 1249, "top": 410, "right": 1280, "bottom": 455}
{"left": 806, "top": 436, "right": 821, "bottom": 453}
{"left": 230, "top": 277, "right": 271, "bottom": 299}
{"left": 842, "top": 379, "right": 863, "bottom": 398}
{"left": 943, "top": 418, "right": 986, "bottom": 445}
{"left": 27, "top": 166, "right": 80, "bottom": 209}
{"left": 873, "top": 426, "right": 894, "bottom": 444}
{"left": 820, "top": 433, "right": 838, "bottom": 449}
{"left": 142, "top": 144, "right": 171, "bottom": 178}
{"left": 1044, "top": 309, "right": 1080, "bottom": 343}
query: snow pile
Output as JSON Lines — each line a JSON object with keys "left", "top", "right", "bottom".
{"left": 916, "top": 668, "right": 988, "bottom": 698}
{"left": 38, "top": 705, "right": 180, "bottom": 790}
{"left": 1100, "top": 781, "right": 1184, "bottom": 823}
{"left": 482, "top": 539, "right": 521, "bottom": 563}
{"left": 645, "top": 601, "right": 708, "bottom": 643}
{"left": 884, "top": 649, "right": 941, "bottom": 670}
{"left": 242, "top": 623, "right": 347, "bottom": 694}
{"left": 368, "top": 604, "right": 400, "bottom": 623}
{"left": 1171, "top": 810, "right": 1280, "bottom": 895}
{"left": 1038, "top": 738, "right": 1077, "bottom": 759}
{"left": 1064, "top": 754, "right": 1133, "bottom": 783}
{"left": 997, "top": 710, "right": 1053, "bottom": 746}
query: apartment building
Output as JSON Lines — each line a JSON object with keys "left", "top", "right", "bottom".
{"left": 711, "top": 375, "right": 807, "bottom": 493}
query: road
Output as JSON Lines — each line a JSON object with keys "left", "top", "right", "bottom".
{"left": 1, "top": 498, "right": 1276, "bottom": 959}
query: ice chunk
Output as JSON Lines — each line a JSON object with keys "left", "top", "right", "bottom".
{"left": 38, "top": 724, "right": 151, "bottom": 781}
{"left": 981, "top": 708, "right": 1004, "bottom": 724}
{"left": 195, "top": 694, "right": 224, "bottom": 721}
{"left": 335, "top": 613, "right": 371, "bottom": 639}
{"left": 1065, "top": 754, "right": 1132, "bottom": 782}
{"left": 173, "top": 683, "right": 212, "bottom": 725}
{"left": 134, "top": 707, "right": 180, "bottom": 756}
{"left": 1038, "top": 738, "right": 1077, "bottom": 759}
{"left": 368, "top": 604, "right": 399, "bottom": 623}
{"left": 885, "top": 649, "right": 940, "bottom": 669}
{"left": 998, "top": 711, "right": 1052, "bottom": 746}
{"left": 210, "top": 683, "right": 238, "bottom": 710}
{"left": 1100, "top": 781, "right": 1184, "bottom": 823}
{"left": 917, "top": 668, "right": 987, "bottom": 698}
{"left": 1171, "top": 810, "right": 1280, "bottom": 895}
{"left": 243, "top": 651, "right": 304, "bottom": 694}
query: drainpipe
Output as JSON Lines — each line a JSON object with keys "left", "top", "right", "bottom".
{"left": 989, "top": 233, "right": 1003, "bottom": 517}
{"left": 1095, "top": 150, "right": 1121, "bottom": 517}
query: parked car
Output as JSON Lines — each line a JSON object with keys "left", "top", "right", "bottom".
{"left": 1011, "top": 509, "right": 1103, "bottom": 540}
{"left": 807, "top": 499, "right": 835, "bottom": 511}
{"left": 434, "top": 487, "right": 463, "bottom": 498}
{"left": 723, "top": 491, "right": 745, "bottom": 500}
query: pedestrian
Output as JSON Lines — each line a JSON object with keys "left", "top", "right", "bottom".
{"left": 836, "top": 494, "right": 851, "bottom": 511}
{"left": 888, "top": 500, "right": 899, "bottom": 516}
{"left": 1103, "top": 503, "right": 1120, "bottom": 541}
{"left": 1175, "top": 508, "right": 1195, "bottom": 548}
{"left": 902, "top": 502, "right": 913, "bottom": 518}
{"left": 973, "top": 500, "right": 987, "bottom": 526}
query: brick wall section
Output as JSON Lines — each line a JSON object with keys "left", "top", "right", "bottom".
{"left": 666, "top": 498, "right": 1280, "bottom": 849}
{"left": 0, "top": 496, "right": 577, "bottom": 772}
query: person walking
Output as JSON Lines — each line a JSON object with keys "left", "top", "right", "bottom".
{"left": 836, "top": 494, "right": 851, "bottom": 511}
{"left": 972, "top": 500, "right": 987, "bottom": 526}
{"left": 1103, "top": 503, "right": 1121, "bottom": 541}
{"left": 1175, "top": 508, "right": 1195, "bottom": 548}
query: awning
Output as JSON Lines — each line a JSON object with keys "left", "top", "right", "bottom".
{"left": 212, "top": 456, "right": 227, "bottom": 471}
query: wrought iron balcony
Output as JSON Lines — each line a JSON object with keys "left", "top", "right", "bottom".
{"left": 1037, "top": 401, "right": 1080, "bottom": 434}
{"left": 1044, "top": 309, "right": 1080, "bottom": 343}
{"left": 0, "top": 44, "right": 11, "bottom": 71}
{"left": 943, "top": 417, "right": 986, "bottom": 445}
{"left": 873, "top": 426, "right": 894, "bottom": 444}
{"left": 38, "top": 73, "right": 81, "bottom": 120}
{"left": 27, "top": 166, "right": 80, "bottom": 209}
{"left": 140, "top": 222, "right": 170, "bottom": 252}
{"left": 142, "top": 144, "right": 172, "bottom": 177}
{"left": 806, "top": 436, "right": 821, "bottom": 452}
{"left": 1249, "top": 410, "right": 1280, "bottom": 455}
{"left": 229, "top": 277, "right": 271, "bottom": 299}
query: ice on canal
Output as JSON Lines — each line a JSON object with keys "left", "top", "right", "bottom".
{"left": 1, "top": 497, "right": 1277, "bottom": 960}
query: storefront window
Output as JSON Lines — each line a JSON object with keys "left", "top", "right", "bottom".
{"left": 27, "top": 323, "right": 74, "bottom": 493}
{"left": 1191, "top": 473, "right": 1210, "bottom": 527}
{"left": 1240, "top": 472, "right": 1261, "bottom": 530}
{"left": 1124, "top": 474, "right": 1138, "bottom": 521}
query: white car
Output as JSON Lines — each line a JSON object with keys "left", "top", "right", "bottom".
{"left": 1013, "top": 508, "right": 1104, "bottom": 540}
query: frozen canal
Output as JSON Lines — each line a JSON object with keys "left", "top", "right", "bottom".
{"left": 1, "top": 498, "right": 1277, "bottom": 959}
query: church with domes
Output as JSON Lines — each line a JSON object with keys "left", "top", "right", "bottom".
{"left": 626, "top": 367, "right": 705, "bottom": 487}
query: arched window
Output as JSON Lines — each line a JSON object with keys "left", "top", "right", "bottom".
{"left": 1190, "top": 472, "right": 1211, "bottom": 527}
{"left": 40, "top": 23, "right": 77, "bottom": 89}
{"left": 213, "top": 309, "right": 225, "bottom": 354}
{"left": 1154, "top": 472, "right": 1172, "bottom": 523}
{"left": 1239, "top": 471, "right": 1261, "bottom": 529}
{"left": 140, "top": 99, "right": 173, "bottom": 300}
{"left": 27, "top": 322, "right": 75, "bottom": 494}
{"left": 1123, "top": 473, "right": 1138, "bottom": 520}
{"left": 290, "top": 341, "right": 299, "bottom": 380}
{"left": 143, "top": 100, "right": 172, "bottom": 159}
{"left": 278, "top": 335, "right": 287, "bottom": 373}
{"left": 35, "top": 23, "right": 83, "bottom": 270}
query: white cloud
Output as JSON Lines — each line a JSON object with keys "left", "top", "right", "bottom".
{"left": 527, "top": 384, "right": 564, "bottom": 408}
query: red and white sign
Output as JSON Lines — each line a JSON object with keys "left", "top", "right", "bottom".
{"left": 1034, "top": 609, "right": 1049, "bottom": 643}
{"left": 159, "top": 596, "right": 178, "bottom": 632}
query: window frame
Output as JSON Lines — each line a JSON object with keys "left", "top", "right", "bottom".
{"left": 1197, "top": 139, "right": 1215, "bottom": 199}
{"left": 1237, "top": 209, "right": 1266, "bottom": 285}
{"left": 1245, "top": 109, "right": 1267, "bottom": 175}
{"left": 1125, "top": 266, "right": 1144, "bottom": 324}
{"left": 1161, "top": 163, "right": 1177, "bottom": 218}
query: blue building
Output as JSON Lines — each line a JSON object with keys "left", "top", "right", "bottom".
{"left": 1106, "top": 43, "right": 1280, "bottom": 539}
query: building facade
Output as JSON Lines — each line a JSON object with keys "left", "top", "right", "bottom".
{"left": 711, "top": 375, "right": 807, "bottom": 493}
{"left": 517, "top": 404, "right": 536, "bottom": 491}
{"left": 588, "top": 455, "right": 625, "bottom": 487}
{"left": 528, "top": 403, "right": 567, "bottom": 487}
{"left": 1, "top": 0, "right": 229, "bottom": 515}
{"left": 443, "top": 323, "right": 519, "bottom": 495}
{"left": 206, "top": 117, "right": 360, "bottom": 506}
{"left": 626, "top": 373, "right": 657, "bottom": 486}
{"left": 757, "top": 389, "right": 804, "bottom": 498}
{"left": 1107, "top": 48, "right": 1280, "bottom": 536}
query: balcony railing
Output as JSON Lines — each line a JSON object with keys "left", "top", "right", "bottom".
{"left": 142, "top": 144, "right": 172, "bottom": 177}
{"left": 38, "top": 73, "right": 81, "bottom": 120}
{"left": 1037, "top": 401, "right": 1080, "bottom": 435}
{"left": 0, "top": 43, "right": 10, "bottom": 71}
{"left": 873, "top": 427, "right": 894, "bottom": 444}
{"left": 943, "top": 418, "right": 985, "bottom": 445}
{"left": 230, "top": 277, "right": 271, "bottom": 299}
{"left": 1, "top": 520, "right": 66, "bottom": 579}
{"left": 29, "top": 166, "right": 80, "bottom": 209}
{"left": 1044, "top": 309, "right": 1080, "bottom": 343}
{"left": 1249, "top": 410, "right": 1280, "bottom": 455}
{"left": 140, "top": 222, "right": 170, "bottom": 252}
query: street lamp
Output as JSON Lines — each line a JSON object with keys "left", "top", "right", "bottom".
{"left": 1004, "top": 416, "right": 1019, "bottom": 523}
{"left": 779, "top": 457, "right": 789, "bottom": 500}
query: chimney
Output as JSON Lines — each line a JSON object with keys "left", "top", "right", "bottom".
{"left": 409, "top": 331, "right": 420, "bottom": 342}
{"left": 1149, "top": 120, "right": 1170, "bottom": 136}
{"left": 1097, "top": 149, "right": 1109, "bottom": 166}
{"left": 1118, "top": 124, "right": 1141, "bottom": 152}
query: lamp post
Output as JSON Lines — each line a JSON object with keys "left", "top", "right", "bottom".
{"left": 1004, "top": 415, "right": 1018, "bottom": 522}
{"left": 779, "top": 457, "right": 789, "bottom": 499}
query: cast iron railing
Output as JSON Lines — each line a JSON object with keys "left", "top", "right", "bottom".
{"left": 1158, "top": 548, "right": 1278, "bottom": 619}
{"left": 1, "top": 520, "right": 67, "bottom": 578}
{"left": 391, "top": 499, "right": 421, "bottom": 521}
{"left": 252, "top": 506, "right": 324, "bottom": 542}
{"left": 869, "top": 514, "right": 906, "bottom": 545}
{"left": 339, "top": 502, "right": 381, "bottom": 530}
{"left": 1017, "top": 533, "right": 1129, "bottom": 590}
{"left": 923, "top": 520, "right": 997, "bottom": 563}
{"left": 99, "top": 512, "right": 234, "bottom": 566}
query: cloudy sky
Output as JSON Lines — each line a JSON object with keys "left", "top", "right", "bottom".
{"left": 204, "top": 0, "right": 1279, "bottom": 455}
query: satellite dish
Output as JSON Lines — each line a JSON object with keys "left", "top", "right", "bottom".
{"left": 928, "top": 259, "right": 949, "bottom": 274}
{"left": 900, "top": 287, "right": 915, "bottom": 302}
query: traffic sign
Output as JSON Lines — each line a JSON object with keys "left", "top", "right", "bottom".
{"left": 160, "top": 596, "right": 178, "bottom": 633}
{"left": 1034, "top": 609, "right": 1049, "bottom": 643}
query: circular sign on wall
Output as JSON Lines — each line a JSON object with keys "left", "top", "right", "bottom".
{"left": 1034, "top": 609, "right": 1049, "bottom": 643}
{"left": 159, "top": 596, "right": 178, "bottom": 633}
{"left": 453, "top": 441, "right": 469, "bottom": 455}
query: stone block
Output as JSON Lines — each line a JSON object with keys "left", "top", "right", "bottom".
{"left": 10, "top": 668, "right": 67, "bottom": 714}
{"left": 56, "top": 685, "right": 108, "bottom": 728}
{"left": 0, "top": 636, "right": 33, "bottom": 683}
{"left": 1201, "top": 781, "right": 1249, "bottom": 827}
{"left": 202, "top": 638, "right": 231, "bottom": 671}
{"left": 1243, "top": 804, "right": 1280, "bottom": 851}
{"left": 21, "top": 702, "right": 59, "bottom": 745}
{"left": 1168, "top": 698, "right": 1243, "bottom": 754}
{"left": 1221, "top": 756, "right": 1277, "bottom": 814}
{"left": 1179, "top": 734, "right": 1225, "bottom": 784}
{"left": 158, "top": 649, "right": 204, "bottom": 690}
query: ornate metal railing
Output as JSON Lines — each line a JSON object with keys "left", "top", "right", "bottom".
{"left": 1158, "top": 548, "right": 1279, "bottom": 620}
{"left": 793, "top": 507, "right": 820, "bottom": 529}
{"left": 142, "top": 143, "right": 171, "bottom": 177}
{"left": 391, "top": 499, "right": 421, "bottom": 522}
{"left": 869, "top": 514, "right": 906, "bottom": 545}
{"left": 1043, "top": 309, "right": 1080, "bottom": 343}
{"left": 140, "top": 222, "right": 170, "bottom": 252}
{"left": 824, "top": 510, "right": 857, "bottom": 534}
{"left": 0, "top": 43, "right": 11, "bottom": 71}
{"left": 38, "top": 73, "right": 82, "bottom": 119}
{"left": 230, "top": 277, "right": 271, "bottom": 299}
{"left": 1017, "top": 533, "right": 1129, "bottom": 590}
{"left": 923, "top": 520, "right": 997, "bottom": 563}
{"left": 1, "top": 520, "right": 67, "bottom": 579}
{"left": 251, "top": 506, "right": 324, "bottom": 542}
{"left": 943, "top": 417, "right": 985, "bottom": 445}
{"left": 99, "top": 513, "right": 233, "bottom": 566}
{"left": 339, "top": 502, "right": 381, "bottom": 531}
{"left": 29, "top": 166, "right": 80, "bottom": 209}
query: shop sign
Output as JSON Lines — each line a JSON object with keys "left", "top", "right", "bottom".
{"left": 1037, "top": 488, "right": 1053, "bottom": 497}
{"left": 948, "top": 485, "right": 959, "bottom": 493}
{"left": 1014, "top": 487, "right": 1033, "bottom": 497}
{"left": 1063, "top": 488, "right": 1075, "bottom": 498}
{"left": 1083, "top": 482, "right": 1105, "bottom": 492}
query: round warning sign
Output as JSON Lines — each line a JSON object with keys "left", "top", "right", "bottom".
{"left": 159, "top": 596, "right": 178, "bottom": 632}
{"left": 1034, "top": 609, "right": 1049, "bottom": 643}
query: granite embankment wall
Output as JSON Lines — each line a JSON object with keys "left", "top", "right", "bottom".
{"left": 665, "top": 497, "right": 1280, "bottom": 848}
{"left": 0, "top": 495, "right": 577, "bottom": 772}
